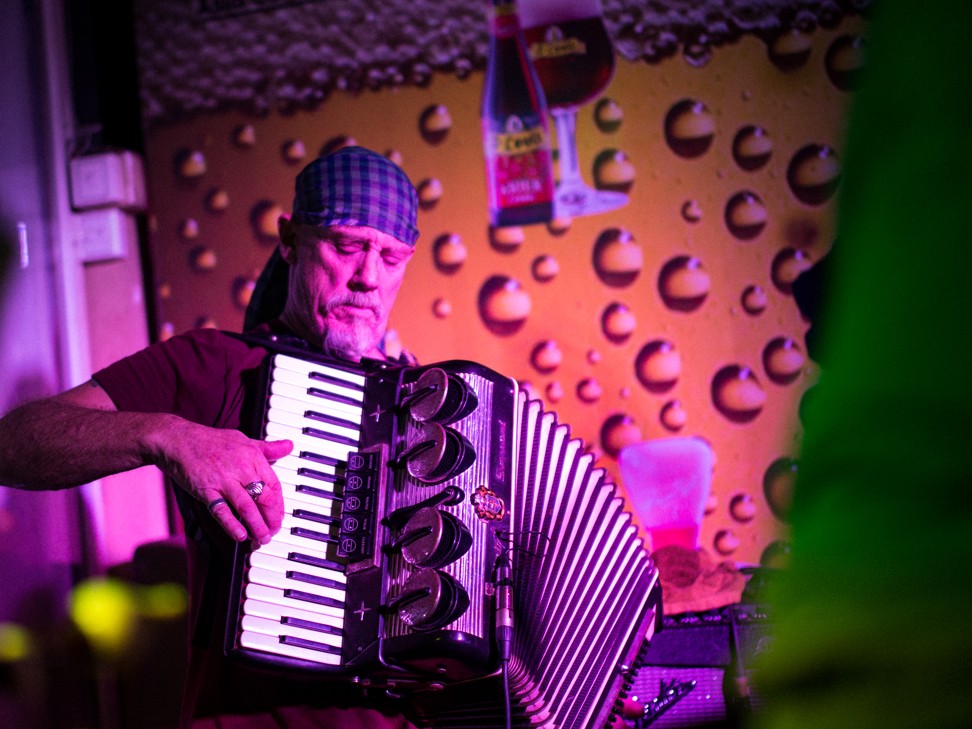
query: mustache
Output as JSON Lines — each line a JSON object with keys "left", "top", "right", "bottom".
{"left": 325, "top": 292, "right": 382, "bottom": 317}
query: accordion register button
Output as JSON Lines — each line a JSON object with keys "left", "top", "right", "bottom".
{"left": 397, "top": 422, "right": 476, "bottom": 484}
{"left": 398, "top": 507, "right": 472, "bottom": 568}
{"left": 406, "top": 367, "right": 478, "bottom": 425}
{"left": 393, "top": 568, "right": 469, "bottom": 630}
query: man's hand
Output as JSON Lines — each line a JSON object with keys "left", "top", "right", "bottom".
{"left": 149, "top": 418, "right": 293, "bottom": 544}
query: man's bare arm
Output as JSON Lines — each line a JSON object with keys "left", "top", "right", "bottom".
{"left": 0, "top": 379, "right": 165, "bottom": 489}
{"left": 0, "top": 380, "right": 292, "bottom": 543}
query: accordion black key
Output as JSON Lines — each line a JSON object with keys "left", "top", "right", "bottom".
{"left": 225, "top": 347, "right": 661, "bottom": 727}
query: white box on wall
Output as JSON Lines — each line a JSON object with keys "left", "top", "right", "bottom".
{"left": 77, "top": 207, "right": 137, "bottom": 263}
{"left": 70, "top": 150, "right": 147, "bottom": 211}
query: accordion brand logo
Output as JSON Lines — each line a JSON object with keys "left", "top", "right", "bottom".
{"left": 471, "top": 485, "right": 506, "bottom": 521}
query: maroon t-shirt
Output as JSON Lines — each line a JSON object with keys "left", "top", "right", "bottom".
{"left": 94, "top": 325, "right": 416, "bottom": 729}
{"left": 94, "top": 326, "right": 267, "bottom": 430}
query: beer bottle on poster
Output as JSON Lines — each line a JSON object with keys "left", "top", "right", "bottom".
{"left": 481, "top": 0, "right": 555, "bottom": 227}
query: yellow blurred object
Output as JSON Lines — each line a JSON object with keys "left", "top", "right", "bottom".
{"left": 69, "top": 577, "right": 137, "bottom": 655}
{"left": 0, "top": 621, "right": 32, "bottom": 662}
{"left": 138, "top": 582, "right": 188, "bottom": 620}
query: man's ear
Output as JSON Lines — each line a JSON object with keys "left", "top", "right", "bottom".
{"left": 277, "top": 213, "right": 297, "bottom": 264}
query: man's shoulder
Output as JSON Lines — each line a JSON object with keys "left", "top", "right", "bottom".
{"left": 135, "top": 326, "right": 273, "bottom": 377}
{"left": 166, "top": 325, "right": 271, "bottom": 354}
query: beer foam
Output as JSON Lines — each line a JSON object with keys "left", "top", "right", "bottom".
{"left": 518, "top": 0, "right": 605, "bottom": 27}
{"left": 134, "top": 0, "right": 870, "bottom": 127}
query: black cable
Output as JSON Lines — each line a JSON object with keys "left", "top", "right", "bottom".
{"left": 502, "top": 656, "right": 512, "bottom": 729}
{"left": 494, "top": 553, "right": 514, "bottom": 729}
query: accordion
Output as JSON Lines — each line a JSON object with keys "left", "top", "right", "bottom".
{"left": 225, "top": 343, "right": 661, "bottom": 728}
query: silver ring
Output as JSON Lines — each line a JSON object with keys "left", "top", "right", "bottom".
{"left": 206, "top": 497, "right": 228, "bottom": 515}
{"left": 243, "top": 480, "right": 265, "bottom": 500}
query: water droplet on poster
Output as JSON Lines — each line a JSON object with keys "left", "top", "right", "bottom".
{"left": 787, "top": 144, "right": 841, "bottom": 205}
{"left": 593, "top": 228, "right": 643, "bottom": 287}
{"left": 725, "top": 191, "right": 767, "bottom": 240}
{"left": 433, "top": 234, "right": 467, "bottom": 273}
{"left": 600, "top": 413, "right": 642, "bottom": 458}
{"left": 577, "top": 378, "right": 603, "bottom": 404}
{"left": 478, "top": 275, "right": 531, "bottom": 335}
{"left": 489, "top": 225, "right": 524, "bottom": 254}
{"left": 742, "top": 285, "right": 768, "bottom": 315}
{"left": 601, "top": 302, "right": 637, "bottom": 344}
{"left": 635, "top": 340, "right": 681, "bottom": 392}
{"left": 532, "top": 254, "right": 560, "bottom": 282}
{"left": 658, "top": 255, "right": 710, "bottom": 311}
{"left": 714, "top": 529, "right": 740, "bottom": 555}
{"left": 764, "top": 457, "right": 798, "bottom": 521}
{"left": 681, "top": 199, "right": 702, "bottom": 223}
{"left": 732, "top": 125, "right": 772, "bottom": 171}
{"left": 660, "top": 400, "right": 687, "bottom": 432}
{"left": 432, "top": 298, "right": 452, "bottom": 319}
{"left": 768, "top": 28, "right": 812, "bottom": 71}
{"left": 826, "top": 34, "right": 866, "bottom": 91}
{"left": 730, "top": 493, "right": 757, "bottom": 523}
{"left": 664, "top": 99, "right": 715, "bottom": 158}
{"left": 771, "top": 248, "right": 813, "bottom": 293}
{"left": 281, "top": 139, "right": 306, "bottom": 163}
{"left": 711, "top": 365, "right": 766, "bottom": 422}
{"left": 594, "top": 98, "right": 624, "bottom": 133}
{"left": 418, "top": 178, "right": 443, "bottom": 209}
{"left": 420, "top": 104, "right": 452, "bottom": 144}
{"left": 593, "top": 149, "right": 635, "bottom": 193}
{"left": 762, "top": 337, "right": 805, "bottom": 384}
{"left": 530, "top": 340, "right": 562, "bottom": 374}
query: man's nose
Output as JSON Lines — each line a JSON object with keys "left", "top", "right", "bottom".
{"left": 350, "top": 248, "right": 380, "bottom": 289}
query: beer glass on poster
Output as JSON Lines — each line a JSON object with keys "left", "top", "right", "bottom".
{"left": 520, "top": 0, "right": 627, "bottom": 218}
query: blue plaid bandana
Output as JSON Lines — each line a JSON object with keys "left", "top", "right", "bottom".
{"left": 291, "top": 146, "right": 419, "bottom": 246}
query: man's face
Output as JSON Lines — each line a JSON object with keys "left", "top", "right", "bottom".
{"left": 278, "top": 220, "right": 414, "bottom": 361}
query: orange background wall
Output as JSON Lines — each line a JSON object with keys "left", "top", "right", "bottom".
{"left": 137, "top": 4, "right": 866, "bottom": 567}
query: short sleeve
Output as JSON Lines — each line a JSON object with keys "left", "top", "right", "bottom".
{"left": 93, "top": 329, "right": 267, "bottom": 429}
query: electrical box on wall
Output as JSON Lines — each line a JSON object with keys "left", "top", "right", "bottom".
{"left": 69, "top": 150, "right": 147, "bottom": 211}
{"left": 77, "top": 207, "right": 137, "bottom": 263}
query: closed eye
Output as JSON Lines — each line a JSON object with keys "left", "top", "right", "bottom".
{"left": 323, "top": 231, "right": 412, "bottom": 267}
{"left": 331, "top": 238, "right": 367, "bottom": 256}
{"left": 382, "top": 249, "right": 412, "bottom": 267}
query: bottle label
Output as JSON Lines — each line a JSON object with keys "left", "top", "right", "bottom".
{"left": 483, "top": 114, "right": 554, "bottom": 210}
{"left": 491, "top": 126, "right": 546, "bottom": 156}
{"left": 528, "top": 25, "right": 587, "bottom": 60}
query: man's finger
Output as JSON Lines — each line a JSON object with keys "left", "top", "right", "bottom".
{"left": 251, "top": 471, "right": 285, "bottom": 533}
{"left": 205, "top": 495, "right": 247, "bottom": 542}
{"left": 234, "top": 492, "right": 273, "bottom": 545}
{"left": 261, "top": 438, "right": 294, "bottom": 462}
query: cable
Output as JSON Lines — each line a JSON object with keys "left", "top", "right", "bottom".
{"left": 494, "top": 553, "right": 514, "bottom": 729}
{"left": 502, "top": 656, "right": 512, "bottom": 729}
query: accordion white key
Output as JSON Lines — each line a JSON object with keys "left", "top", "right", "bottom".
{"left": 225, "top": 342, "right": 661, "bottom": 728}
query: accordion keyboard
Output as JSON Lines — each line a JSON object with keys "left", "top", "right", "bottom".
{"left": 237, "top": 353, "right": 367, "bottom": 666}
